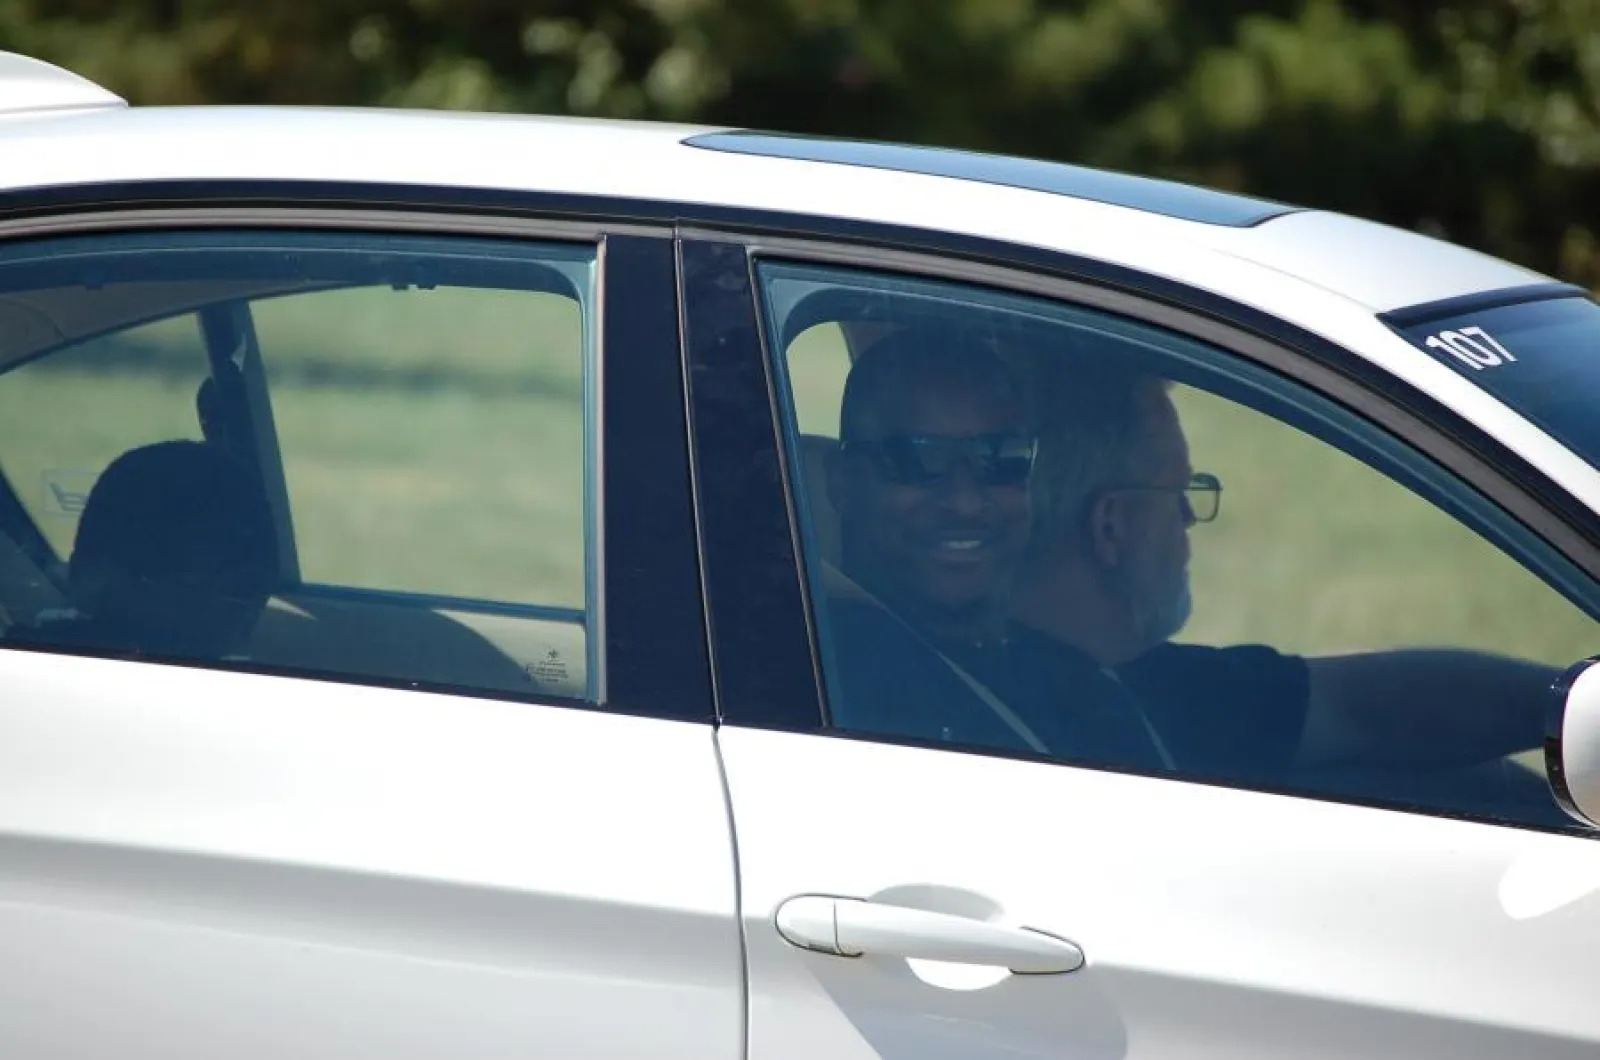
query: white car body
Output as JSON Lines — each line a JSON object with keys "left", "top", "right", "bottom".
{"left": 1, "top": 50, "right": 1598, "bottom": 1059}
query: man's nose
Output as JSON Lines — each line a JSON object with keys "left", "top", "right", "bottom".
{"left": 933, "top": 463, "right": 988, "bottom": 513}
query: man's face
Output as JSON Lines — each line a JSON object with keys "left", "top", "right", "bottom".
{"left": 1115, "top": 388, "right": 1196, "bottom": 650}
{"left": 834, "top": 381, "right": 1033, "bottom": 627}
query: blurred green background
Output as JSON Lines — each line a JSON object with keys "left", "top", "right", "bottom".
{"left": 5, "top": 0, "right": 1599, "bottom": 290}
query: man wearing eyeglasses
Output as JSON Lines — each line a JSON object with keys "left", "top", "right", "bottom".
{"left": 1012, "top": 366, "right": 1558, "bottom": 788}
{"left": 822, "top": 330, "right": 1170, "bottom": 768}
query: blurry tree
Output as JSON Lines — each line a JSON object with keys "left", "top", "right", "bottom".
{"left": 2, "top": 0, "right": 1597, "bottom": 287}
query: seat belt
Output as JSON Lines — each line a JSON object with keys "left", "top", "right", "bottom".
{"left": 1102, "top": 668, "right": 1177, "bottom": 770}
{"left": 820, "top": 562, "right": 1048, "bottom": 754}
{"left": 820, "top": 561, "right": 1176, "bottom": 768}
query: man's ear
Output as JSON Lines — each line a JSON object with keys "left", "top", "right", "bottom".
{"left": 1087, "top": 492, "right": 1128, "bottom": 567}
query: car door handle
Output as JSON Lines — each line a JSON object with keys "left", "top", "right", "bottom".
{"left": 774, "top": 895, "right": 1085, "bottom": 974}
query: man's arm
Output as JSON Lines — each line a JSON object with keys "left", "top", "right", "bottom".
{"left": 1297, "top": 650, "right": 1561, "bottom": 769}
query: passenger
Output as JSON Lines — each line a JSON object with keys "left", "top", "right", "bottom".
{"left": 11, "top": 440, "right": 275, "bottom": 660}
{"left": 822, "top": 328, "right": 1169, "bottom": 767}
{"left": 1012, "top": 365, "right": 1558, "bottom": 783}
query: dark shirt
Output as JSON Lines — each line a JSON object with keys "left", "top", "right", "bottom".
{"left": 822, "top": 593, "right": 1309, "bottom": 782}
{"left": 1117, "top": 641, "right": 1311, "bottom": 784}
{"left": 822, "top": 598, "right": 1168, "bottom": 772}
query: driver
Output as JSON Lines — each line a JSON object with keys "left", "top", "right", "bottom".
{"left": 1011, "top": 364, "right": 1559, "bottom": 785}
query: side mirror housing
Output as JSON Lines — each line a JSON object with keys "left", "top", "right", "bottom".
{"left": 1547, "top": 656, "right": 1600, "bottom": 826}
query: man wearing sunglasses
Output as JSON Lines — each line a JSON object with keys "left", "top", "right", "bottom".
{"left": 821, "top": 330, "right": 1170, "bottom": 768}
{"left": 1012, "top": 365, "right": 1559, "bottom": 791}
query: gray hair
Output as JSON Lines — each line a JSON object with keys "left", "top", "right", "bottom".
{"left": 1029, "top": 367, "right": 1170, "bottom": 553}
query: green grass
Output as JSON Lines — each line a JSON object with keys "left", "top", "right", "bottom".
{"left": 1172, "top": 386, "right": 1595, "bottom": 664}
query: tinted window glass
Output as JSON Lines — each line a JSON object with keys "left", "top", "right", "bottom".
{"left": 0, "top": 231, "right": 597, "bottom": 703}
{"left": 1391, "top": 294, "right": 1600, "bottom": 467}
{"left": 254, "top": 285, "right": 585, "bottom": 608}
{"left": 760, "top": 259, "right": 1595, "bottom": 831}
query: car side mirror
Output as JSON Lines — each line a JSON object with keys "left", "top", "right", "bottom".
{"left": 1547, "top": 656, "right": 1600, "bottom": 826}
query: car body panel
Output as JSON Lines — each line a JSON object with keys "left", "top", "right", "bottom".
{"left": 682, "top": 130, "right": 1296, "bottom": 226}
{"left": 1211, "top": 209, "right": 1550, "bottom": 310}
{"left": 720, "top": 726, "right": 1600, "bottom": 1060}
{"left": 0, "top": 648, "right": 742, "bottom": 1059}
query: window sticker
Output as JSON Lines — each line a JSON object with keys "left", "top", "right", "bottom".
{"left": 1422, "top": 325, "right": 1517, "bottom": 371}
{"left": 39, "top": 470, "right": 95, "bottom": 517}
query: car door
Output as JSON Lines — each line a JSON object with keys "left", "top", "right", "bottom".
{"left": 679, "top": 234, "right": 1600, "bottom": 1059}
{"left": 0, "top": 212, "right": 739, "bottom": 1058}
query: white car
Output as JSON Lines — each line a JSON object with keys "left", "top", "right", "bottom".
{"left": 2, "top": 49, "right": 1599, "bottom": 1060}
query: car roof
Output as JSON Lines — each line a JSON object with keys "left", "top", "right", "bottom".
{"left": 0, "top": 52, "right": 1548, "bottom": 320}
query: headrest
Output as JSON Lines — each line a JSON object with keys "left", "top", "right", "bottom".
{"left": 72, "top": 440, "right": 272, "bottom": 594}
{"left": 67, "top": 440, "right": 278, "bottom": 657}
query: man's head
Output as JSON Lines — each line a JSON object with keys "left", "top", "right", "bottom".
{"left": 1017, "top": 367, "right": 1198, "bottom": 663}
{"left": 827, "top": 328, "right": 1035, "bottom": 641}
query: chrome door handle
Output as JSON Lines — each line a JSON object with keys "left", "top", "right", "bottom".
{"left": 775, "top": 895, "right": 1085, "bottom": 974}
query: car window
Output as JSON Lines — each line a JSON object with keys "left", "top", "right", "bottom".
{"left": 759, "top": 258, "right": 1598, "bottom": 831}
{"left": 252, "top": 285, "right": 585, "bottom": 608}
{"left": 0, "top": 230, "right": 598, "bottom": 703}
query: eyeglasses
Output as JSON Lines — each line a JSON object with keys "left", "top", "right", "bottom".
{"left": 1101, "top": 471, "right": 1222, "bottom": 523}
{"left": 841, "top": 433, "right": 1038, "bottom": 487}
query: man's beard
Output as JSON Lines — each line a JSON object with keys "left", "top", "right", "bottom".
{"left": 1123, "top": 559, "right": 1192, "bottom": 652}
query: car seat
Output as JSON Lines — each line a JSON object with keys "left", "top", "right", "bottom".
{"left": 13, "top": 439, "right": 276, "bottom": 659}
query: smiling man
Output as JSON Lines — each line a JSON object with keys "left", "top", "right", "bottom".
{"left": 819, "top": 327, "right": 1168, "bottom": 767}
{"left": 830, "top": 333, "right": 1035, "bottom": 646}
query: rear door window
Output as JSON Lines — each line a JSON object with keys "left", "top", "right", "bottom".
{"left": 0, "top": 230, "right": 598, "bottom": 701}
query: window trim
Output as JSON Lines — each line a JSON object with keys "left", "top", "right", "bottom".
{"left": 0, "top": 206, "right": 663, "bottom": 245}
{"left": 678, "top": 237, "right": 823, "bottom": 729}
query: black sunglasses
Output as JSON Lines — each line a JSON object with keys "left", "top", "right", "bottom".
{"left": 841, "top": 433, "right": 1038, "bottom": 487}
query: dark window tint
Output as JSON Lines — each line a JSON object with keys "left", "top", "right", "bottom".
{"left": 758, "top": 258, "right": 1595, "bottom": 832}
{"left": 0, "top": 231, "right": 597, "bottom": 702}
{"left": 1390, "top": 293, "right": 1600, "bottom": 469}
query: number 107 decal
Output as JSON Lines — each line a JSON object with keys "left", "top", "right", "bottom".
{"left": 1423, "top": 326, "right": 1517, "bottom": 371}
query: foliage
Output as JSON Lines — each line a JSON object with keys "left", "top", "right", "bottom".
{"left": 4, "top": 0, "right": 1598, "bottom": 287}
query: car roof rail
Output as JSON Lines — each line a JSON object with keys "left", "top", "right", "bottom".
{"left": 0, "top": 51, "right": 125, "bottom": 116}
